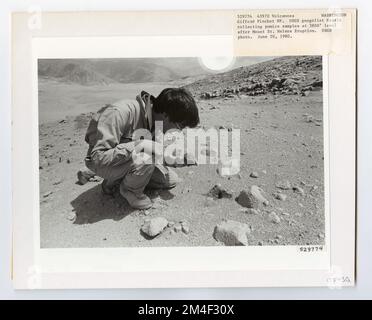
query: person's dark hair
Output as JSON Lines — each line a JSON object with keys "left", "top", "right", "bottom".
{"left": 153, "top": 88, "right": 199, "bottom": 128}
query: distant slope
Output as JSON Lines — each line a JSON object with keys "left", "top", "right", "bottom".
{"left": 184, "top": 56, "right": 323, "bottom": 98}
{"left": 38, "top": 59, "right": 198, "bottom": 85}
{"left": 38, "top": 57, "right": 276, "bottom": 86}
{"left": 38, "top": 60, "right": 115, "bottom": 85}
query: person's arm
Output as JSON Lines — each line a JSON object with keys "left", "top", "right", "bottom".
{"left": 91, "top": 106, "right": 135, "bottom": 167}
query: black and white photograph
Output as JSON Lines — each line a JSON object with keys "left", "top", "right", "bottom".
{"left": 38, "top": 55, "right": 325, "bottom": 248}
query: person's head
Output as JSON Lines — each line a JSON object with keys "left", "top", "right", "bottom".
{"left": 153, "top": 88, "right": 199, "bottom": 130}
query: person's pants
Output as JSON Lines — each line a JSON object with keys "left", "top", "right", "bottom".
{"left": 85, "top": 156, "right": 179, "bottom": 195}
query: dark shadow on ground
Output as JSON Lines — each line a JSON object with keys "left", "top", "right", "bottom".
{"left": 70, "top": 184, "right": 175, "bottom": 225}
{"left": 70, "top": 184, "right": 134, "bottom": 225}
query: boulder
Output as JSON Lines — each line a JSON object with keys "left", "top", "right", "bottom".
{"left": 213, "top": 220, "right": 251, "bottom": 246}
{"left": 141, "top": 217, "right": 168, "bottom": 238}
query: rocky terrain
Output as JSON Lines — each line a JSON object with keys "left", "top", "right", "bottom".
{"left": 185, "top": 56, "right": 322, "bottom": 99}
{"left": 39, "top": 56, "right": 325, "bottom": 248}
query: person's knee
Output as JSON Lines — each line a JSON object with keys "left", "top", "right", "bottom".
{"left": 129, "top": 162, "right": 156, "bottom": 176}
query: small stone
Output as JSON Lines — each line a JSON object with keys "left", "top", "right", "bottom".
{"left": 268, "top": 212, "right": 281, "bottom": 224}
{"left": 293, "top": 186, "right": 305, "bottom": 195}
{"left": 67, "top": 212, "right": 76, "bottom": 221}
{"left": 167, "top": 221, "right": 175, "bottom": 227}
{"left": 182, "top": 225, "right": 190, "bottom": 234}
{"left": 141, "top": 217, "right": 168, "bottom": 238}
{"left": 250, "top": 185, "right": 269, "bottom": 206}
{"left": 275, "top": 180, "right": 291, "bottom": 190}
{"left": 174, "top": 225, "right": 182, "bottom": 233}
{"left": 318, "top": 233, "right": 325, "bottom": 239}
{"left": 213, "top": 220, "right": 251, "bottom": 246}
{"left": 258, "top": 241, "right": 263, "bottom": 246}
{"left": 207, "top": 184, "right": 232, "bottom": 199}
{"left": 274, "top": 193, "right": 287, "bottom": 201}
{"left": 250, "top": 172, "right": 259, "bottom": 178}
{"left": 53, "top": 179, "right": 63, "bottom": 186}
{"left": 275, "top": 235, "right": 283, "bottom": 240}
{"left": 43, "top": 191, "right": 53, "bottom": 198}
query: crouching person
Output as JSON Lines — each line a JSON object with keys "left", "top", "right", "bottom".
{"left": 84, "top": 88, "right": 200, "bottom": 210}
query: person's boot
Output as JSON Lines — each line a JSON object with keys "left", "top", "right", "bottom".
{"left": 101, "top": 179, "right": 116, "bottom": 195}
{"left": 120, "top": 185, "right": 152, "bottom": 210}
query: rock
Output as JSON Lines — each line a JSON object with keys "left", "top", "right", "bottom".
{"left": 141, "top": 217, "right": 168, "bottom": 238}
{"left": 275, "top": 180, "right": 291, "bottom": 190}
{"left": 235, "top": 185, "right": 268, "bottom": 208}
{"left": 182, "top": 225, "right": 190, "bottom": 234}
{"left": 268, "top": 212, "right": 281, "bottom": 224}
{"left": 250, "top": 185, "right": 269, "bottom": 205}
{"left": 250, "top": 171, "right": 259, "bottom": 178}
{"left": 293, "top": 186, "right": 305, "bottom": 195}
{"left": 174, "top": 225, "right": 182, "bottom": 233}
{"left": 274, "top": 193, "right": 287, "bottom": 201}
{"left": 207, "top": 184, "right": 232, "bottom": 199}
{"left": 167, "top": 221, "right": 175, "bottom": 228}
{"left": 77, "top": 168, "right": 96, "bottom": 185}
{"left": 43, "top": 191, "right": 53, "bottom": 198}
{"left": 235, "top": 190, "right": 258, "bottom": 209}
{"left": 213, "top": 220, "right": 251, "bottom": 246}
{"left": 67, "top": 212, "right": 77, "bottom": 221}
